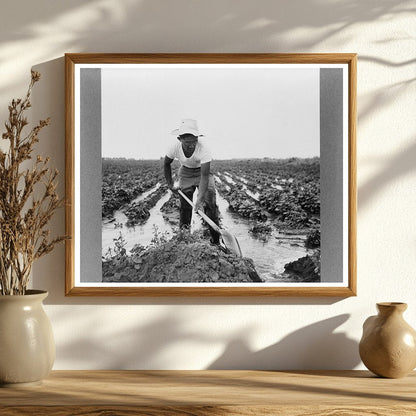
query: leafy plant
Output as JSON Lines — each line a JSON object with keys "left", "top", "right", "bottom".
{"left": 0, "top": 71, "right": 65, "bottom": 295}
{"left": 149, "top": 225, "right": 170, "bottom": 247}
{"left": 103, "top": 232, "right": 127, "bottom": 261}
{"left": 305, "top": 228, "right": 320, "bottom": 249}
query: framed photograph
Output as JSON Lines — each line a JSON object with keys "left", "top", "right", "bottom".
{"left": 65, "top": 53, "right": 356, "bottom": 296}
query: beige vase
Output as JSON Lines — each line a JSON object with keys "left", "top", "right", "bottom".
{"left": 359, "top": 302, "right": 416, "bottom": 378}
{"left": 0, "top": 290, "right": 55, "bottom": 387}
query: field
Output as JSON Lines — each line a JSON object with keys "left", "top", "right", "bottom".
{"left": 212, "top": 158, "right": 320, "bottom": 230}
{"left": 101, "top": 157, "right": 321, "bottom": 283}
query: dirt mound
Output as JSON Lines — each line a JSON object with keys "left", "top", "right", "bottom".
{"left": 281, "top": 250, "right": 320, "bottom": 282}
{"left": 103, "top": 230, "right": 261, "bottom": 283}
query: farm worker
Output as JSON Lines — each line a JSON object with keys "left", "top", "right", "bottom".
{"left": 164, "top": 119, "right": 220, "bottom": 244}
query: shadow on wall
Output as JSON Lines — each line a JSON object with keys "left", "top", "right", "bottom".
{"left": 0, "top": 0, "right": 414, "bottom": 97}
{"left": 53, "top": 307, "right": 359, "bottom": 370}
{"left": 208, "top": 314, "right": 360, "bottom": 370}
{"left": 358, "top": 77, "right": 416, "bottom": 129}
{"left": 1, "top": 0, "right": 413, "bottom": 50}
{"left": 359, "top": 138, "right": 416, "bottom": 209}
{"left": 30, "top": 57, "right": 67, "bottom": 301}
{"left": 54, "top": 310, "right": 216, "bottom": 369}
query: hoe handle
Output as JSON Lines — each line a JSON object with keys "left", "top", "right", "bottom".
{"left": 177, "top": 190, "right": 221, "bottom": 233}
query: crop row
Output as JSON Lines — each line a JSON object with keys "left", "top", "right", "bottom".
{"left": 216, "top": 175, "right": 319, "bottom": 231}
{"left": 213, "top": 158, "right": 318, "bottom": 188}
{"left": 102, "top": 158, "right": 164, "bottom": 218}
{"left": 215, "top": 179, "right": 268, "bottom": 222}
{"left": 124, "top": 184, "right": 168, "bottom": 227}
{"left": 258, "top": 181, "right": 320, "bottom": 228}
{"left": 214, "top": 160, "right": 320, "bottom": 230}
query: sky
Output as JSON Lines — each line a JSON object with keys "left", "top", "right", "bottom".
{"left": 101, "top": 65, "right": 320, "bottom": 160}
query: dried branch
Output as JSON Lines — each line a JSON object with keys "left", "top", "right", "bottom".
{"left": 0, "top": 71, "right": 66, "bottom": 295}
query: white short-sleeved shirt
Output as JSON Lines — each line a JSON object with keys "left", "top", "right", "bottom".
{"left": 166, "top": 140, "right": 212, "bottom": 168}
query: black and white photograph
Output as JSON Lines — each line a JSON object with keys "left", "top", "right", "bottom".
{"left": 66, "top": 54, "right": 356, "bottom": 296}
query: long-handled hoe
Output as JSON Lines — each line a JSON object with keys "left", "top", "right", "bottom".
{"left": 178, "top": 189, "right": 242, "bottom": 257}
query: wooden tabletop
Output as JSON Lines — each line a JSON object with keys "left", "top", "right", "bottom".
{"left": 1, "top": 370, "right": 415, "bottom": 415}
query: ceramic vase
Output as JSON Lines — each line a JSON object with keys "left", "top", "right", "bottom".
{"left": 0, "top": 290, "right": 55, "bottom": 387}
{"left": 359, "top": 302, "right": 416, "bottom": 378}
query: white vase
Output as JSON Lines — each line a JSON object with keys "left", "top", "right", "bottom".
{"left": 0, "top": 290, "right": 55, "bottom": 387}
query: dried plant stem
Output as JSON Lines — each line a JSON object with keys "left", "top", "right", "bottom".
{"left": 0, "top": 71, "right": 65, "bottom": 295}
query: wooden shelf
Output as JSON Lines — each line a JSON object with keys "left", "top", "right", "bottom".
{"left": 1, "top": 370, "right": 415, "bottom": 415}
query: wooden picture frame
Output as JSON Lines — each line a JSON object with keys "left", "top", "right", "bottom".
{"left": 65, "top": 53, "right": 357, "bottom": 296}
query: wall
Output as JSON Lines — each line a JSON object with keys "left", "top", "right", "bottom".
{"left": 0, "top": 0, "right": 415, "bottom": 370}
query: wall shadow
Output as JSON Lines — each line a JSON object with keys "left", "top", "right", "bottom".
{"left": 30, "top": 56, "right": 67, "bottom": 303}
{"left": 53, "top": 311, "right": 215, "bottom": 369}
{"left": 53, "top": 310, "right": 359, "bottom": 370}
{"left": 207, "top": 314, "right": 360, "bottom": 370}
{"left": 1, "top": 0, "right": 413, "bottom": 54}
{"left": 359, "top": 138, "right": 416, "bottom": 209}
{"left": 358, "top": 78, "right": 416, "bottom": 127}
{"left": 1, "top": 0, "right": 414, "bottom": 98}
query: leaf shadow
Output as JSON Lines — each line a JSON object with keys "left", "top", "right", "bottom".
{"left": 359, "top": 138, "right": 416, "bottom": 209}
{"left": 207, "top": 314, "right": 360, "bottom": 370}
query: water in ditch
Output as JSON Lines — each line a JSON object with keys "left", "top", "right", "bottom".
{"left": 102, "top": 188, "right": 308, "bottom": 281}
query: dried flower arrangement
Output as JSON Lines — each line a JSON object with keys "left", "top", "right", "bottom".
{"left": 0, "top": 71, "right": 65, "bottom": 295}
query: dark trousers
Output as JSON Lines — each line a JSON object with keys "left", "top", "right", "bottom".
{"left": 179, "top": 186, "right": 220, "bottom": 244}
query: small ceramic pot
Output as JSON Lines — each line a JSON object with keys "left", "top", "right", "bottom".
{"left": 0, "top": 290, "right": 55, "bottom": 387}
{"left": 359, "top": 302, "right": 416, "bottom": 378}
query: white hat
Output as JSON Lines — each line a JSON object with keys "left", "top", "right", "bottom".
{"left": 171, "top": 119, "right": 204, "bottom": 137}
